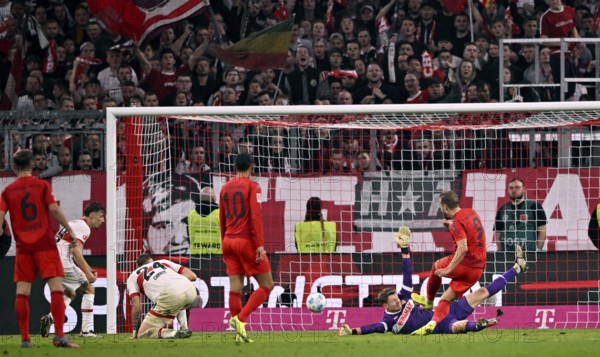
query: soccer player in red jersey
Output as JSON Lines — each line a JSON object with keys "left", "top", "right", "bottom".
{"left": 412, "top": 191, "right": 487, "bottom": 335}
{"left": 220, "top": 153, "right": 274, "bottom": 343}
{"left": 0, "top": 149, "right": 79, "bottom": 348}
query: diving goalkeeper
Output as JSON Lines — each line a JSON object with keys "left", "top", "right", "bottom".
{"left": 338, "top": 226, "right": 527, "bottom": 335}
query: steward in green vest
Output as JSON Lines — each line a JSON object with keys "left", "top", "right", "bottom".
{"left": 493, "top": 179, "right": 547, "bottom": 252}
{"left": 295, "top": 197, "right": 337, "bottom": 253}
{"left": 188, "top": 187, "right": 222, "bottom": 254}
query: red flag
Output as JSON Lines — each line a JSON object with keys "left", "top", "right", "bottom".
{"left": 421, "top": 51, "right": 433, "bottom": 78}
{"left": 273, "top": 0, "right": 288, "bottom": 21}
{"left": 440, "top": 0, "right": 467, "bottom": 15}
{"left": 87, "top": 0, "right": 208, "bottom": 43}
{"left": 478, "top": 0, "right": 493, "bottom": 9}
{"left": 377, "top": 16, "right": 390, "bottom": 34}
{"left": 320, "top": 70, "right": 358, "bottom": 82}
{"left": 43, "top": 39, "right": 57, "bottom": 74}
{"left": 11, "top": 48, "right": 22, "bottom": 92}
{"left": 74, "top": 56, "right": 103, "bottom": 84}
{"left": 4, "top": 46, "right": 22, "bottom": 107}
{"left": 505, "top": 7, "right": 520, "bottom": 36}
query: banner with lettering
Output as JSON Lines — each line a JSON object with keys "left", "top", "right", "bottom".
{"left": 2, "top": 168, "right": 598, "bottom": 255}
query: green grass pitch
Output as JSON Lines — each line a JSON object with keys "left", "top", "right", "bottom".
{"left": 0, "top": 330, "right": 597, "bottom": 356}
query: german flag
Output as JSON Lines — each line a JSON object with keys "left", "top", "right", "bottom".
{"left": 208, "top": 17, "right": 293, "bottom": 71}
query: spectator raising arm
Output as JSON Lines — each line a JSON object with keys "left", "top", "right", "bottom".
{"left": 133, "top": 41, "right": 152, "bottom": 78}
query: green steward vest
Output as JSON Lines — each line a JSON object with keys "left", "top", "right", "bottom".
{"left": 295, "top": 221, "right": 337, "bottom": 253}
{"left": 188, "top": 209, "right": 222, "bottom": 254}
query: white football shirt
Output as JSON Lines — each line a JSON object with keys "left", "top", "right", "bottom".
{"left": 126, "top": 259, "right": 190, "bottom": 303}
{"left": 55, "top": 219, "right": 91, "bottom": 269}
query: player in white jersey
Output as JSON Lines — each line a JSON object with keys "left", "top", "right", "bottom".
{"left": 128, "top": 253, "right": 202, "bottom": 339}
{"left": 40, "top": 202, "right": 105, "bottom": 338}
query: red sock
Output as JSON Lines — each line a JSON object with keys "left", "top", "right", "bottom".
{"left": 432, "top": 299, "right": 451, "bottom": 323}
{"left": 15, "top": 294, "right": 30, "bottom": 342}
{"left": 237, "top": 286, "right": 270, "bottom": 322}
{"left": 50, "top": 291, "right": 66, "bottom": 337}
{"left": 229, "top": 291, "right": 242, "bottom": 318}
{"left": 426, "top": 266, "right": 442, "bottom": 301}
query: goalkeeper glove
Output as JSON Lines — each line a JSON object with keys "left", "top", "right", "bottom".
{"left": 394, "top": 226, "right": 411, "bottom": 254}
{"left": 338, "top": 324, "right": 352, "bottom": 336}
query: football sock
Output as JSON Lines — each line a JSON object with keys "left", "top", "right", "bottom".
{"left": 229, "top": 291, "right": 242, "bottom": 317}
{"left": 64, "top": 295, "right": 72, "bottom": 307}
{"left": 15, "top": 294, "right": 30, "bottom": 342}
{"left": 49, "top": 295, "right": 72, "bottom": 323}
{"left": 432, "top": 299, "right": 450, "bottom": 324}
{"left": 486, "top": 268, "right": 518, "bottom": 297}
{"left": 138, "top": 328, "right": 176, "bottom": 339}
{"left": 177, "top": 310, "right": 188, "bottom": 330}
{"left": 238, "top": 286, "right": 271, "bottom": 322}
{"left": 81, "top": 294, "right": 94, "bottom": 332}
{"left": 50, "top": 291, "right": 66, "bottom": 337}
{"left": 426, "top": 266, "right": 442, "bottom": 302}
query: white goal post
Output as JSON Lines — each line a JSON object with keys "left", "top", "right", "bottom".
{"left": 105, "top": 102, "right": 600, "bottom": 334}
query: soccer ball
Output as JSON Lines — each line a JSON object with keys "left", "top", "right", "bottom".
{"left": 306, "top": 292, "right": 327, "bottom": 313}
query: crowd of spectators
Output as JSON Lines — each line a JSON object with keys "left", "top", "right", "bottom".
{"left": 0, "top": 0, "right": 598, "bottom": 176}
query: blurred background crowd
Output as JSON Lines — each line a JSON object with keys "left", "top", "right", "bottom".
{"left": 0, "top": 0, "right": 598, "bottom": 176}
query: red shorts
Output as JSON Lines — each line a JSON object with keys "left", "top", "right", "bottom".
{"left": 436, "top": 255, "right": 483, "bottom": 297}
{"left": 14, "top": 248, "right": 64, "bottom": 282}
{"left": 222, "top": 238, "right": 271, "bottom": 277}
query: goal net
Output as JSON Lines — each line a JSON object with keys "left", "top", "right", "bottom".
{"left": 106, "top": 103, "right": 600, "bottom": 334}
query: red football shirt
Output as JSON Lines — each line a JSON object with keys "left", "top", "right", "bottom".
{"left": 219, "top": 177, "right": 264, "bottom": 247}
{"left": 0, "top": 176, "right": 57, "bottom": 252}
{"left": 404, "top": 90, "right": 430, "bottom": 104}
{"left": 448, "top": 208, "right": 487, "bottom": 269}
{"left": 145, "top": 64, "right": 191, "bottom": 102}
{"left": 540, "top": 6, "right": 576, "bottom": 54}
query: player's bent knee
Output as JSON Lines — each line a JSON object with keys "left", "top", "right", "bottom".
{"left": 82, "top": 283, "right": 95, "bottom": 294}
{"left": 189, "top": 296, "right": 203, "bottom": 308}
{"left": 64, "top": 288, "right": 75, "bottom": 299}
{"left": 47, "top": 276, "right": 64, "bottom": 290}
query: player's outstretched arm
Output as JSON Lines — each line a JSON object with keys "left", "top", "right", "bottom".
{"left": 394, "top": 226, "right": 415, "bottom": 301}
{"left": 339, "top": 322, "right": 386, "bottom": 336}
{"left": 338, "top": 324, "right": 355, "bottom": 336}
{"left": 394, "top": 226, "right": 411, "bottom": 256}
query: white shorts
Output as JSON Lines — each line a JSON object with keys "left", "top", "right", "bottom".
{"left": 62, "top": 267, "right": 88, "bottom": 292}
{"left": 143, "top": 282, "right": 198, "bottom": 328}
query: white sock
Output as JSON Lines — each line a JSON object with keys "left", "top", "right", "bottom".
{"left": 81, "top": 294, "right": 94, "bottom": 332}
{"left": 177, "top": 310, "right": 188, "bottom": 330}
{"left": 139, "top": 328, "right": 176, "bottom": 339}
{"left": 64, "top": 295, "right": 72, "bottom": 309}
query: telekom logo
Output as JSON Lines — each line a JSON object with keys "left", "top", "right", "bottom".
{"left": 325, "top": 310, "right": 346, "bottom": 330}
{"left": 535, "top": 309, "right": 555, "bottom": 329}
{"left": 223, "top": 311, "right": 234, "bottom": 331}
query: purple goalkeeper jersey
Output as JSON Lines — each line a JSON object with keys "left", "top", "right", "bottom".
{"left": 358, "top": 257, "right": 475, "bottom": 335}
{"left": 359, "top": 257, "right": 434, "bottom": 335}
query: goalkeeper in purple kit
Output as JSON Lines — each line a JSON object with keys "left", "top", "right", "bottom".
{"left": 339, "top": 226, "right": 528, "bottom": 336}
